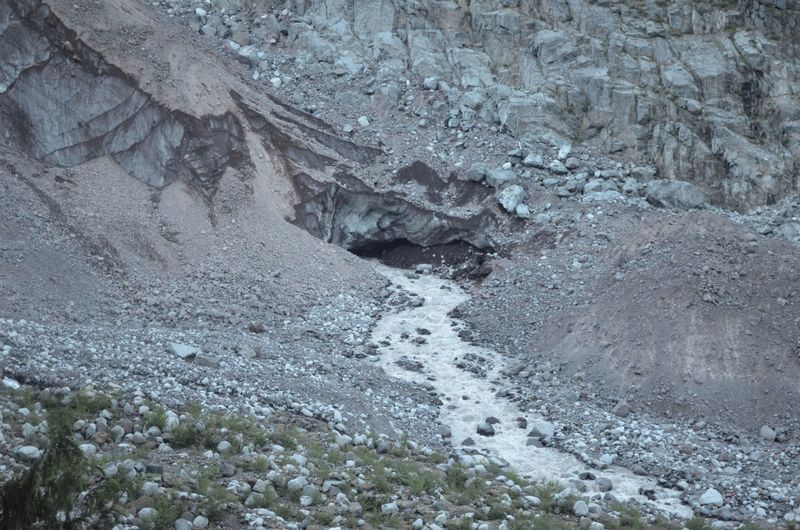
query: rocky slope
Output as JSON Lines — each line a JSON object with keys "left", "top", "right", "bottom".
{"left": 1, "top": 0, "right": 800, "bottom": 528}
{"left": 166, "top": 0, "right": 799, "bottom": 210}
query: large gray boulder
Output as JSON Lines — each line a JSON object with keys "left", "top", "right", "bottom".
{"left": 646, "top": 180, "right": 707, "bottom": 209}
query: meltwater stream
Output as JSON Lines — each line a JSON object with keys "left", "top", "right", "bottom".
{"left": 371, "top": 265, "right": 692, "bottom": 518}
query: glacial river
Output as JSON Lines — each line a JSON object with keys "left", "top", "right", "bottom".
{"left": 371, "top": 265, "right": 692, "bottom": 518}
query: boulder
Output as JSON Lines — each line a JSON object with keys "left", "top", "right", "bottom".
{"left": 549, "top": 160, "right": 569, "bottom": 175}
{"left": 463, "top": 163, "right": 488, "bottom": 182}
{"left": 699, "top": 488, "right": 724, "bottom": 506}
{"left": 522, "top": 153, "right": 545, "bottom": 168}
{"left": 528, "top": 421, "right": 555, "bottom": 440}
{"left": 777, "top": 222, "right": 800, "bottom": 244}
{"left": 477, "top": 422, "right": 495, "bottom": 436}
{"left": 496, "top": 185, "right": 525, "bottom": 214}
{"left": 515, "top": 204, "right": 531, "bottom": 219}
{"left": 14, "top": 446, "right": 41, "bottom": 461}
{"left": 236, "top": 45, "right": 261, "bottom": 66}
{"left": 759, "top": 425, "right": 777, "bottom": 442}
{"left": 646, "top": 180, "right": 707, "bottom": 209}
{"left": 573, "top": 500, "right": 589, "bottom": 516}
{"left": 485, "top": 168, "right": 518, "bottom": 188}
{"left": 168, "top": 342, "right": 199, "bottom": 360}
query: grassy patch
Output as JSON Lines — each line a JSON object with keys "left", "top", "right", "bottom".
{"left": 446, "top": 465, "right": 485, "bottom": 504}
{"left": 144, "top": 404, "right": 167, "bottom": 430}
{"left": 686, "top": 517, "right": 710, "bottom": 530}
{"left": 139, "top": 494, "right": 184, "bottom": 530}
{"left": 170, "top": 422, "right": 199, "bottom": 448}
{"left": 395, "top": 459, "right": 442, "bottom": 496}
{"left": 535, "top": 480, "right": 563, "bottom": 513}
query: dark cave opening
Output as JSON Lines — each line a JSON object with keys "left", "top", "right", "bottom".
{"left": 349, "top": 238, "right": 493, "bottom": 278}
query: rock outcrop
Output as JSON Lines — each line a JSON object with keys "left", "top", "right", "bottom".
{"left": 199, "top": 0, "right": 800, "bottom": 210}
{"left": 0, "top": 1, "right": 247, "bottom": 191}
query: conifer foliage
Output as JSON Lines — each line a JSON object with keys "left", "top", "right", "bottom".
{"left": 0, "top": 406, "right": 117, "bottom": 529}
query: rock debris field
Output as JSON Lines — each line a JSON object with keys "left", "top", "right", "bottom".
{"left": 1, "top": 0, "right": 799, "bottom": 529}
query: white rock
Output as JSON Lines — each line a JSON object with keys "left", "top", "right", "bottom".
{"left": 168, "top": 342, "right": 198, "bottom": 359}
{"left": 237, "top": 46, "right": 261, "bottom": 66}
{"left": 529, "top": 421, "right": 555, "bottom": 440}
{"left": 164, "top": 412, "right": 180, "bottom": 431}
{"left": 193, "top": 515, "right": 210, "bottom": 529}
{"left": 142, "top": 481, "right": 161, "bottom": 496}
{"left": 381, "top": 501, "right": 399, "bottom": 515}
{"left": 15, "top": 445, "right": 41, "bottom": 461}
{"left": 699, "top": 488, "right": 724, "bottom": 506}
{"left": 496, "top": 185, "right": 525, "bottom": 214}
{"left": 253, "top": 479, "right": 268, "bottom": 493}
{"left": 195, "top": 8, "right": 207, "bottom": 17}
{"left": 357, "top": 116, "right": 369, "bottom": 127}
{"left": 287, "top": 476, "right": 307, "bottom": 491}
{"left": 78, "top": 444, "right": 97, "bottom": 458}
{"left": 759, "top": 425, "right": 777, "bottom": 442}
{"left": 2, "top": 377, "right": 20, "bottom": 390}
{"left": 523, "top": 153, "right": 545, "bottom": 168}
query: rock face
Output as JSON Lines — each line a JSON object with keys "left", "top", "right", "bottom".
{"left": 274, "top": 0, "right": 800, "bottom": 210}
{"left": 0, "top": 1, "right": 246, "bottom": 191}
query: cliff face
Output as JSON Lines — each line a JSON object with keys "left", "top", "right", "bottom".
{"left": 273, "top": 0, "right": 799, "bottom": 210}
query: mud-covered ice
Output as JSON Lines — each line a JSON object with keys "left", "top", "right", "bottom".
{"left": 372, "top": 265, "right": 692, "bottom": 518}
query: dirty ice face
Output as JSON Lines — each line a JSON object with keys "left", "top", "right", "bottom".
{"left": 371, "top": 265, "right": 692, "bottom": 518}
